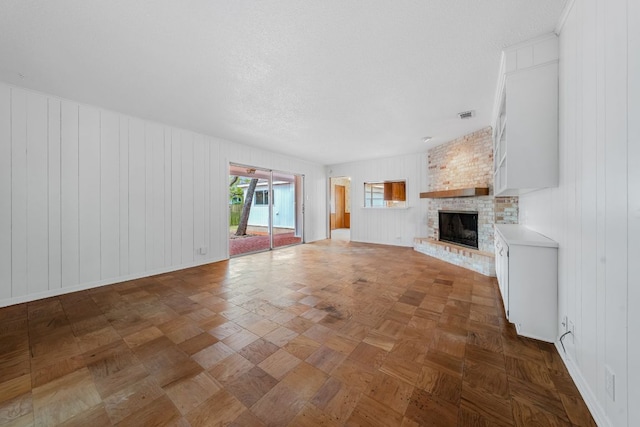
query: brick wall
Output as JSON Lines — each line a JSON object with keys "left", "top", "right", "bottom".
{"left": 416, "top": 127, "right": 519, "bottom": 275}
{"left": 428, "top": 127, "right": 494, "bottom": 192}
{"left": 494, "top": 196, "right": 519, "bottom": 224}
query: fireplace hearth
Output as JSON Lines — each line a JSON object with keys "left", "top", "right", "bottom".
{"left": 438, "top": 210, "right": 479, "bottom": 249}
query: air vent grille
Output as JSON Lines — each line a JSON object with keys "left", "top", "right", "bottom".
{"left": 458, "top": 110, "right": 475, "bottom": 119}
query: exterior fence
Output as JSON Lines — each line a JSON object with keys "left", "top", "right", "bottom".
{"left": 229, "top": 204, "right": 242, "bottom": 226}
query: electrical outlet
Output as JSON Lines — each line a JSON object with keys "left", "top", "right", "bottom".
{"left": 605, "top": 366, "right": 616, "bottom": 401}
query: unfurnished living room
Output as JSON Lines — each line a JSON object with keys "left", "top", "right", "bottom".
{"left": 0, "top": 1, "right": 637, "bottom": 426}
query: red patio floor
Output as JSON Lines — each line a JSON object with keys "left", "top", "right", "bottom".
{"left": 229, "top": 232, "right": 302, "bottom": 256}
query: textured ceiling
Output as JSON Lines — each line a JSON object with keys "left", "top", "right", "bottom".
{"left": 0, "top": 0, "right": 566, "bottom": 165}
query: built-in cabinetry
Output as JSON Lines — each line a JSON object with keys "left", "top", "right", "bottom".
{"left": 495, "top": 224, "right": 558, "bottom": 342}
{"left": 493, "top": 34, "right": 559, "bottom": 196}
{"left": 383, "top": 181, "right": 406, "bottom": 201}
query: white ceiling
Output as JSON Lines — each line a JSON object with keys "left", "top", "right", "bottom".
{"left": 0, "top": 0, "right": 566, "bottom": 165}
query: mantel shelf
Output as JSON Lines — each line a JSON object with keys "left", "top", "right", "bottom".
{"left": 419, "top": 187, "right": 490, "bottom": 199}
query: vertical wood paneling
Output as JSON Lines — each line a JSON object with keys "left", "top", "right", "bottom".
{"left": 554, "top": 20, "right": 569, "bottom": 356}
{"left": 78, "top": 106, "right": 101, "bottom": 283}
{"left": 26, "top": 93, "right": 49, "bottom": 294}
{"left": 164, "top": 129, "right": 172, "bottom": 267}
{"left": 128, "top": 118, "right": 146, "bottom": 274}
{"left": 181, "top": 132, "right": 194, "bottom": 263}
{"left": 593, "top": 0, "right": 608, "bottom": 408}
{"left": 119, "top": 117, "right": 129, "bottom": 275}
{"left": 100, "top": 111, "right": 120, "bottom": 279}
{"left": 627, "top": 21, "right": 640, "bottom": 427}
{"left": 11, "top": 89, "right": 27, "bottom": 297}
{"left": 144, "top": 124, "right": 154, "bottom": 270}
{"left": 603, "top": 0, "right": 628, "bottom": 422}
{"left": 210, "top": 141, "right": 222, "bottom": 259}
{"left": 562, "top": 10, "right": 578, "bottom": 360}
{"left": 171, "top": 129, "right": 182, "bottom": 265}
{"left": 578, "top": 0, "right": 599, "bottom": 390}
{"left": 0, "top": 84, "right": 326, "bottom": 308}
{"left": 628, "top": 1, "right": 640, "bottom": 424}
{"left": 218, "top": 143, "right": 231, "bottom": 258}
{"left": 519, "top": 1, "right": 632, "bottom": 424}
{"left": 193, "top": 135, "right": 205, "bottom": 260}
{"left": 47, "top": 99, "right": 61, "bottom": 290}
{"left": 0, "top": 85, "right": 11, "bottom": 299}
{"left": 60, "top": 101, "right": 79, "bottom": 288}
{"left": 572, "top": 2, "right": 584, "bottom": 369}
{"left": 203, "top": 139, "right": 210, "bottom": 259}
{"left": 147, "top": 123, "right": 165, "bottom": 270}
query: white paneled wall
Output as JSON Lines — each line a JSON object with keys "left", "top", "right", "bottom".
{"left": 328, "top": 153, "right": 428, "bottom": 247}
{"left": 628, "top": 0, "right": 640, "bottom": 424}
{"left": 0, "top": 83, "right": 326, "bottom": 307}
{"left": 519, "top": 0, "right": 636, "bottom": 425}
{"left": 0, "top": 85, "right": 10, "bottom": 300}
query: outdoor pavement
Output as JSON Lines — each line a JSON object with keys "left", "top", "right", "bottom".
{"left": 229, "top": 232, "right": 302, "bottom": 256}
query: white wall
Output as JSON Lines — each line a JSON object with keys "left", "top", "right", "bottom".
{"left": 519, "top": 1, "right": 637, "bottom": 425}
{"left": 328, "top": 153, "right": 428, "bottom": 247}
{"left": 628, "top": 1, "right": 640, "bottom": 425}
{"left": 0, "top": 82, "right": 327, "bottom": 308}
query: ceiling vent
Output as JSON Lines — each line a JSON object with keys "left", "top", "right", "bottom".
{"left": 458, "top": 110, "right": 475, "bottom": 119}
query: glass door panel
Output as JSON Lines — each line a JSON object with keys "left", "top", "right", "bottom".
{"left": 229, "top": 164, "right": 303, "bottom": 257}
{"left": 272, "top": 171, "right": 304, "bottom": 249}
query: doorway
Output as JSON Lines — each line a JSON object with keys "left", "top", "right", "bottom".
{"left": 229, "top": 164, "right": 304, "bottom": 256}
{"left": 330, "top": 177, "right": 351, "bottom": 241}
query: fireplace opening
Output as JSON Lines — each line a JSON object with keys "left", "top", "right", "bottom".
{"left": 438, "top": 210, "right": 479, "bottom": 249}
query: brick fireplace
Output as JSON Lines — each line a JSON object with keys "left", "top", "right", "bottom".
{"left": 414, "top": 127, "right": 518, "bottom": 276}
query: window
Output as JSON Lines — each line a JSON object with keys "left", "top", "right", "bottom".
{"left": 364, "top": 183, "right": 385, "bottom": 207}
{"left": 364, "top": 180, "right": 407, "bottom": 208}
{"left": 254, "top": 189, "right": 270, "bottom": 205}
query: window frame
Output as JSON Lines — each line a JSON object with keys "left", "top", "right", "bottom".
{"left": 254, "top": 189, "right": 270, "bottom": 206}
{"left": 363, "top": 180, "right": 407, "bottom": 208}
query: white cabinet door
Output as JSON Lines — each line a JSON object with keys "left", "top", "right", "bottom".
{"left": 494, "top": 231, "right": 509, "bottom": 316}
{"left": 494, "top": 224, "right": 558, "bottom": 342}
{"left": 492, "top": 34, "right": 559, "bottom": 196}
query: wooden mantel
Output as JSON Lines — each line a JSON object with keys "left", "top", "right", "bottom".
{"left": 419, "top": 187, "right": 490, "bottom": 198}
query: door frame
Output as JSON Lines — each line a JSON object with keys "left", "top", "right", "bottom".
{"left": 328, "top": 176, "right": 351, "bottom": 239}
{"left": 228, "top": 163, "right": 304, "bottom": 257}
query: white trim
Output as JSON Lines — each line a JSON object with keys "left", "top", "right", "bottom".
{"left": 501, "top": 32, "right": 558, "bottom": 53}
{"left": 554, "top": 342, "right": 611, "bottom": 427}
{"left": 491, "top": 52, "right": 507, "bottom": 125}
{"left": 555, "top": 0, "right": 576, "bottom": 35}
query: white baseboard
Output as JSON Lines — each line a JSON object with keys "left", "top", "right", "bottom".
{"left": 554, "top": 342, "right": 610, "bottom": 427}
{"left": 0, "top": 256, "right": 226, "bottom": 308}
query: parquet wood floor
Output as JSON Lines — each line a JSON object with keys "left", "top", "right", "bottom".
{"left": 0, "top": 240, "right": 596, "bottom": 426}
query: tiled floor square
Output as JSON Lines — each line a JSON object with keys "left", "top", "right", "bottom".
{"left": 0, "top": 240, "right": 594, "bottom": 426}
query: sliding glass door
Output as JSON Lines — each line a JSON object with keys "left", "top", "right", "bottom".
{"left": 228, "top": 164, "right": 303, "bottom": 257}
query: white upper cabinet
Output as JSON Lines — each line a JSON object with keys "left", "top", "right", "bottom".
{"left": 492, "top": 34, "right": 559, "bottom": 196}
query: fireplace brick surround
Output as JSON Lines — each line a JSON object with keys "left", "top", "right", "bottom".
{"left": 414, "top": 127, "right": 518, "bottom": 276}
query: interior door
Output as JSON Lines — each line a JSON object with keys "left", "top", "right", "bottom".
{"left": 335, "top": 185, "right": 345, "bottom": 229}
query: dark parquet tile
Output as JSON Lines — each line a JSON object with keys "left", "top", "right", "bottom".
{"left": 0, "top": 240, "right": 595, "bottom": 426}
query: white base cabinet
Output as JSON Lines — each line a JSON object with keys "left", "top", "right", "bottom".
{"left": 495, "top": 224, "right": 558, "bottom": 342}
